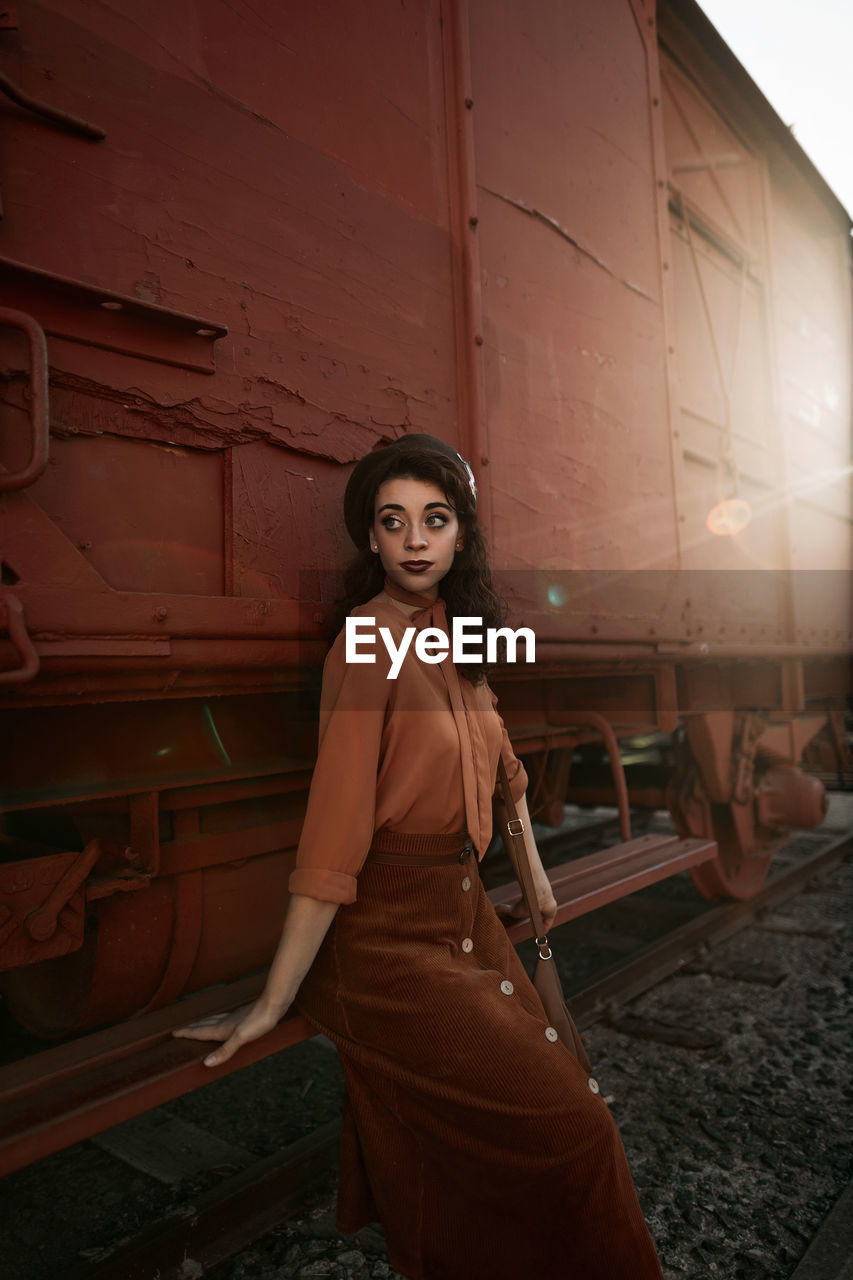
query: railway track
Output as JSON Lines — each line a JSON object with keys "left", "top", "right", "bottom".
{"left": 7, "top": 809, "right": 846, "bottom": 1280}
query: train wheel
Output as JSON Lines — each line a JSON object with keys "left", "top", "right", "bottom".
{"left": 687, "top": 802, "right": 781, "bottom": 901}
{"left": 666, "top": 753, "right": 781, "bottom": 902}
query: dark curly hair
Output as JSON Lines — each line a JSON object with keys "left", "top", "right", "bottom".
{"left": 332, "top": 448, "right": 506, "bottom": 683}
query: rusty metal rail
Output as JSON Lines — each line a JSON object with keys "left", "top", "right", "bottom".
{"left": 69, "top": 1122, "right": 341, "bottom": 1280}
{"left": 568, "top": 830, "right": 852, "bottom": 1023}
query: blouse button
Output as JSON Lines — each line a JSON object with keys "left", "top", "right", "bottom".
{"left": 461, "top": 876, "right": 471, "bottom": 892}
{"left": 544, "top": 1027, "right": 559, "bottom": 1042}
{"left": 500, "top": 980, "right": 514, "bottom": 996}
{"left": 588, "top": 1077, "right": 600, "bottom": 1094}
{"left": 461, "top": 938, "right": 474, "bottom": 953}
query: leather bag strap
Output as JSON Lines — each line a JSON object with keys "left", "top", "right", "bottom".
{"left": 496, "top": 758, "right": 593, "bottom": 1072}
{"left": 496, "top": 758, "right": 551, "bottom": 960}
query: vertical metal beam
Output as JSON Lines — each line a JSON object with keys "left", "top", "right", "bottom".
{"left": 640, "top": 9, "right": 687, "bottom": 566}
{"left": 440, "top": 0, "right": 491, "bottom": 534}
{"left": 129, "top": 791, "right": 160, "bottom": 877}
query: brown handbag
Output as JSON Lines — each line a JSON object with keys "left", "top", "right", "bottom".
{"left": 496, "top": 759, "right": 592, "bottom": 1073}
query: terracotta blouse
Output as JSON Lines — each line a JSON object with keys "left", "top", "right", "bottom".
{"left": 289, "top": 580, "right": 529, "bottom": 904}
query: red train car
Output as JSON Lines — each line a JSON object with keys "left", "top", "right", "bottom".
{"left": 1, "top": 0, "right": 850, "bottom": 1064}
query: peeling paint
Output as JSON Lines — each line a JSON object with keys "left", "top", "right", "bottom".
{"left": 27, "top": 371, "right": 421, "bottom": 466}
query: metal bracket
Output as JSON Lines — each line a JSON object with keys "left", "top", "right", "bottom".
{"left": 0, "top": 307, "right": 49, "bottom": 491}
{"left": 0, "top": 591, "right": 39, "bottom": 685}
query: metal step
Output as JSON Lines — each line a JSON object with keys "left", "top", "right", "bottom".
{"left": 489, "top": 833, "right": 718, "bottom": 941}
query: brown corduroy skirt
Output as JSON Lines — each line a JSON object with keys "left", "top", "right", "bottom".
{"left": 294, "top": 835, "right": 663, "bottom": 1280}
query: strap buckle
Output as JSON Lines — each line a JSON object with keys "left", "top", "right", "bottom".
{"left": 507, "top": 818, "right": 525, "bottom": 837}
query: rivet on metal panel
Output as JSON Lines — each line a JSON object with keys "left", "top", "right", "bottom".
{"left": 153, "top": 607, "right": 169, "bottom": 622}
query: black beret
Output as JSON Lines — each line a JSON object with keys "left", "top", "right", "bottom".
{"left": 343, "top": 433, "right": 477, "bottom": 549}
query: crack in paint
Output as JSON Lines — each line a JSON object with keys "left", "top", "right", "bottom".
{"left": 42, "top": 371, "right": 419, "bottom": 465}
{"left": 480, "top": 186, "right": 655, "bottom": 302}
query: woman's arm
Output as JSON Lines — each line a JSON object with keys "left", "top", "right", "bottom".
{"left": 494, "top": 791, "right": 558, "bottom": 932}
{"left": 172, "top": 892, "right": 339, "bottom": 1067}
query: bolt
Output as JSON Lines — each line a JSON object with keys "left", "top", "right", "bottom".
{"left": 153, "top": 607, "right": 168, "bottom": 621}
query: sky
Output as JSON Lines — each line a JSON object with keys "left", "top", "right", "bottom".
{"left": 696, "top": 0, "right": 853, "bottom": 216}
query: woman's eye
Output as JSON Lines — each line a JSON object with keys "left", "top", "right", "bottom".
{"left": 426, "top": 514, "right": 448, "bottom": 527}
{"left": 381, "top": 516, "right": 403, "bottom": 530}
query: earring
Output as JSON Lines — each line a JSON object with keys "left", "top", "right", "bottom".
{"left": 456, "top": 542, "right": 463, "bottom": 551}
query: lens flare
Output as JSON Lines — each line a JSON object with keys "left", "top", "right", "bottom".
{"left": 546, "top": 583, "right": 568, "bottom": 609}
{"left": 706, "top": 497, "right": 752, "bottom": 537}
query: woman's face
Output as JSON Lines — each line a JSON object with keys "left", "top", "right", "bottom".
{"left": 371, "top": 475, "right": 462, "bottom": 601}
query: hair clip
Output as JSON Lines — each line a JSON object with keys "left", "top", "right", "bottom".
{"left": 455, "top": 450, "right": 478, "bottom": 506}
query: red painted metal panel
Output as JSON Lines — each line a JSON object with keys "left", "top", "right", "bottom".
{"left": 0, "top": 1, "right": 848, "bottom": 1132}
{"left": 468, "top": 0, "right": 677, "bottom": 586}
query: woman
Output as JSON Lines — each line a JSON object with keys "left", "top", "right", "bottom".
{"left": 175, "top": 434, "right": 663, "bottom": 1280}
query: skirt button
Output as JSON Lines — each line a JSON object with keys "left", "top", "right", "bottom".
{"left": 461, "top": 937, "right": 474, "bottom": 953}
{"left": 461, "top": 876, "right": 471, "bottom": 891}
{"left": 500, "top": 980, "right": 514, "bottom": 995}
{"left": 544, "top": 1027, "right": 559, "bottom": 1042}
{"left": 587, "top": 1076, "right": 600, "bottom": 1094}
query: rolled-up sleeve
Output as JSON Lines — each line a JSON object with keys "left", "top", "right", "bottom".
{"left": 488, "top": 683, "right": 528, "bottom": 803}
{"left": 289, "top": 629, "right": 391, "bottom": 904}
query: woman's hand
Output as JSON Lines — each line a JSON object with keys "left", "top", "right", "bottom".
{"left": 495, "top": 885, "right": 558, "bottom": 933}
{"left": 172, "top": 997, "right": 286, "bottom": 1068}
